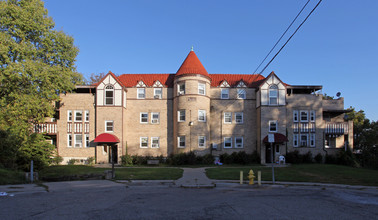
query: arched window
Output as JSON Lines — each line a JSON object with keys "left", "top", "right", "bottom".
{"left": 105, "top": 85, "right": 114, "bottom": 105}
{"left": 269, "top": 85, "right": 278, "bottom": 105}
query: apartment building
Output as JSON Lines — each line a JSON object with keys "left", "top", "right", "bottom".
{"left": 34, "top": 50, "right": 353, "bottom": 164}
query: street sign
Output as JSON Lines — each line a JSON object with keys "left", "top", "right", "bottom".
{"left": 268, "top": 133, "right": 275, "bottom": 143}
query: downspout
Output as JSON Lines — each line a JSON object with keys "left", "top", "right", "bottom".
{"left": 94, "top": 91, "right": 97, "bottom": 164}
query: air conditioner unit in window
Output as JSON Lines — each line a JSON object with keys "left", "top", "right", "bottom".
{"left": 236, "top": 119, "right": 242, "bottom": 123}
{"left": 178, "top": 91, "right": 184, "bottom": 95}
{"left": 154, "top": 95, "right": 160, "bottom": 99}
{"left": 152, "top": 119, "right": 158, "bottom": 124}
{"left": 152, "top": 144, "right": 158, "bottom": 148}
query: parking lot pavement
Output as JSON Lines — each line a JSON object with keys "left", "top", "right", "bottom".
{"left": 0, "top": 180, "right": 377, "bottom": 219}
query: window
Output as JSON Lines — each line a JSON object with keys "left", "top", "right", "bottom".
{"left": 68, "top": 134, "right": 72, "bottom": 147}
{"left": 198, "top": 136, "right": 206, "bottom": 148}
{"left": 178, "top": 83, "right": 185, "bottom": 95}
{"left": 140, "top": 113, "right": 148, "bottom": 123}
{"left": 237, "top": 89, "right": 246, "bottom": 99}
{"left": 85, "top": 111, "right": 89, "bottom": 122}
{"left": 105, "top": 85, "right": 114, "bottom": 105}
{"left": 105, "top": 121, "right": 114, "bottom": 132}
{"left": 178, "top": 136, "right": 185, "bottom": 148}
{"left": 310, "top": 110, "right": 316, "bottom": 122}
{"left": 269, "top": 120, "right": 277, "bottom": 132}
{"left": 221, "top": 88, "right": 229, "bottom": 99}
{"left": 293, "top": 123, "right": 299, "bottom": 132}
{"left": 235, "top": 137, "right": 243, "bottom": 148}
{"left": 198, "top": 83, "right": 205, "bottom": 95}
{"left": 151, "top": 112, "right": 160, "bottom": 124}
{"left": 75, "top": 134, "right": 82, "bottom": 148}
{"left": 300, "top": 111, "right": 308, "bottom": 122}
{"left": 198, "top": 110, "right": 206, "bottom": 122}
{"left": 140, "top": 137, "right": 148, "bottom": 148}
{"left": 151, "top": 137, "right": 160, "bottom": 148}
{"left": 68, "top": 110, "right": 72, "bottom": 122}
{"left": 85, "top": 134, "right": 89, "bottom": 148}
{"left": 269, "top": 85, "right": 278, "bottom": 105}
{"left": 178, "top": 110, "right": 185, "bottom": 122}
{"left": 224, "top": 137, "right": 232, "bottom": 148}
{"left": 224, "top": 112, "right": 232, "bottom": 124}
{"left": 137, "top": 88, "right": 145, "bottom": 99}
{"left": 235, "top": 112, "right": 243, "bottom": 124}
{"left": 310, "top": 134, "right": 315, "bottom": 147}
{"left": 293, "top": 110, "right": 298, "bottom": 122}
{"left": 154, "top": 88, "right": 162, "bottom": 99}
{"left": 74, "top": 111, "right": 82, "bottom": 122}
{"left": 293, "top": 134, "right": 298, "bottom": 147}
{"left": 300, "top": 134, "right": 308, "bottom": 147}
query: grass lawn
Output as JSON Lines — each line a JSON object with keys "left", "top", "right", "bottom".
{"left": 0, "top": 168, "right": 27, "bottom": 185}
{"left": 206, "top": 164, "right": 378, "bottom": 186}
{"left": 38, "top": 165, "right": 183, "bottom": 181}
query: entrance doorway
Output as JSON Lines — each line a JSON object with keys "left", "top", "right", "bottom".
{"left": 108, "top": 145, "right": 118, "bottom": 164}
{"left": 266, "top": 144, "right": 279, "bottom": 163}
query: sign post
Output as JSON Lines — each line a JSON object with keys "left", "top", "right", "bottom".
{"left": 268, "top": 133, "right": 275, "bottom": 184}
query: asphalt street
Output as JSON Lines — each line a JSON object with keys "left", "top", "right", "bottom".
{"left": 1, "top": 180, "right": 377, "bottom": 220}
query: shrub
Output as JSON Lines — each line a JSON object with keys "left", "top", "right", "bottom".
{"left": 250, "top": 150, "right": 261, "bottom": 164}
{"left": 314, "top": 153, "right": 323, "bottom": 163}
{"left": 220, "top": 153, "right": 233, "bottom": 164}
{"left": 51, "top": 156, "right": 63, "bottom": 165}
{"left": 86, "top": 157, "right": 95, "bottom": 165}
{"left": 132, "top": 155, "right": 148, "bottom": 165}
{"left": 121, "top": 155, "right": 133, "bottom": 166}
{"left": 202, "top": 154, "right": 214, "bottom": 165}
{"left": 302, "top": 151, "right": 313, "bottom": 163}
{"left": 285, "top": 150, "right": 303, "bottom": 164}
{"left": 336, "top": 149, "right": 359, "bottom": 167}
{"left": 67, "top": 158, "right": 78, "bottom": 165}
{"left": 325, "top": 154, "right": 337, "bottom": 164}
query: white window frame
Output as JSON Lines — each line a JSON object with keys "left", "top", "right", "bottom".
{"left": 105, "top": 85, "right": 114, "bottom": 105}
{"left": 68, "top": 134, "right": 72, "bottom": 147}
{"left": 85, "top": 134, "right": 89, "bottom": 148}
{"left": 140, "top": 112, "right": 148, "bottom": 124}
{"left": 74, "top": 134, "right": 82, "bottom": 148}
{"left": 178, "top": 110, "right": 185, "bottom": 122}
{"left": 235, "top": 112, "right": 243, "bottom": 124}
{"left": 198, "top": 83, "right": 205, "bottom": 95}
{"left": 235, "top": 137, "right": 243, "bottom": 148}
{"left": 74, "top": 110, "right": 83, "bottom": 122}
{"left": 269, "top": 120, "right": 277, "bottom": 132}
{"left": 300, "top": 134, "right": 309, "bottom": 147}
{"left": 137, "top": 88, "right": 145, "bottom": 99}
{"left": 293, "top": 134, "right": 298, "bottom": 147}
{"left": 198, "top": 136, "right": 206, "bottom": 148}
{"left": 310, "top": 110, "right": 316, "bottom": 122}
{"left": 151, "top": 137, "right": 160, "bottom": 148}
{"left": 310, "top": 133, "right": 316, "bottom": 147}
{"left": 154, "top": 88, "right": 162, "bottom": 99}
{"left": 293, "top": 110, "right": 299, "bottom": 122}
{"left": 105, "top": 120, "right": 114, "bottom": 132}
{"left": 178, "top": 83, "right": 185, "bottom": 95}
{"left": 237, "top": 89, "right": 246, "bottom": 99}
{"left": 300, "top": 110, "right": 309, "bottom": 122}
{"left": 198, "top": 110, "right": 206, "bottom": 122}
{"left": 224, "top": 137, "right": 232, "bottom": 148}
{"left": 178, "top": 136, "right": 185, "bottom": 148}
{"left": 224, "top": 112, "right": 232, "bottom": 124}
{"left": 85, "top": 110, "right": 89, "bottom": 122}
{"left": 221, "top": 88, "right": 229, "bottom": 99}
{"left": 269, "top": 85, "right": 278, "bottom": 105}
{"left": 140, "top": 137, "right": 148, "bottom": 148}
{"left": 151, "top": 112, "right": 160, "bottom": 124}
{"left": 68, "top": 110, "right": 72, "bottom": 122}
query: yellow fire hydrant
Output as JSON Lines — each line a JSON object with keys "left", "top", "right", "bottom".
{"left": 248, "top": 169, "right": 255, "bottom": 185}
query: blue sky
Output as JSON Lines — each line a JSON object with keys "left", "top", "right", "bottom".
{"left": 43, "top": 0, "right": 378, "bottom": 121}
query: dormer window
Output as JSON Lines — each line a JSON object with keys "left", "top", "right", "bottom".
{"left": 105, "top": 85, "right": 114, "bottom": 105}
{"left": 269, "top": 85, "right": 278, "bottom": 105}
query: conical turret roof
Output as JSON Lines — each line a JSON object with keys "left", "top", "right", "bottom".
{"left": 176, "top": 50, "right": 209, "bottom": 77}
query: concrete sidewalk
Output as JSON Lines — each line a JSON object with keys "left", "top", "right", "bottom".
{"left": 175, "top": 167, "right": 215, "bottom": 188}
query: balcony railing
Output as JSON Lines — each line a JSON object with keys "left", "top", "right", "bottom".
{"left": 34, "top": 122, "right": 57, "bottom": 134}
{"left": 325, "top": 122, "right": 348, "bottom": 135}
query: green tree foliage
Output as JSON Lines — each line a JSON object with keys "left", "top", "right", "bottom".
{"left": 0, "top": 0, "right": 82, "bottom": 170}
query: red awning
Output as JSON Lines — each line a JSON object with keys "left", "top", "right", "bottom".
{"left": 94, "top": 133, "right": 120, "bottom": 143}
{"left": 263, "top": 133, "right": 288, "bottom": 143}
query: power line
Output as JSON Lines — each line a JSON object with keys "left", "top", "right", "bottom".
{"left": 259, "top": 0, "right": 323, "bottom": 75}
{"left": 253, "top": 0, "right": 310, "bottom": 74}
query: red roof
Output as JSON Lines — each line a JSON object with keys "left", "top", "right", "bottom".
{"left": 94, "top": 133, "right": 120, "bottom": 143}
{"left": 118, "top": 74, "right": 174, "bottom": 87}
{"left": 211, "top": 74, "right": 265, "bottom": 87}
{"left": 176, "top": 51, "right": 209, "bottom": 78}
{"left": 263, "top": 133, "right": 289, "bottom": 143}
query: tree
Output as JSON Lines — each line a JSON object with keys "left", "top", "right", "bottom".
{"left": 86, "top": 72, "right": 106, "bottom": 85}
{"left": 0, "top": 0, "right": 82, "bottom": 169}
